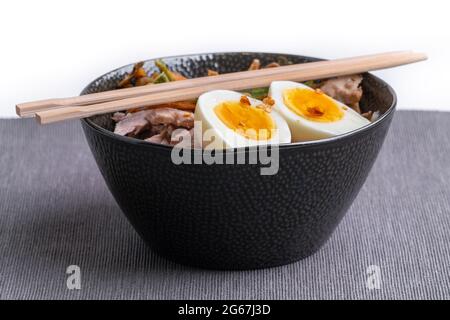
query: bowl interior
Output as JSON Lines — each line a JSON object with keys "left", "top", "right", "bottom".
{"left": 82, "top": 52, "right": 395, "bottom": 137}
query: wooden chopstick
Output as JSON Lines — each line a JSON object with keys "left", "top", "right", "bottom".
{"left": 18, "top": 51, "right": 426, "bottom": 124}
{"left": 16, "top": 51, "right": 426, "bottom": 116}
{"left": 17, "top": 52, "right": 401, "bottom": 117}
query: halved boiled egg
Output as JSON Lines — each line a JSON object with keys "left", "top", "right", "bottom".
{"left": 195, "top": 90, "right": 291, "bottom": 149}
{"left": 269, "top": 81, "right": 370, "bottom": 142}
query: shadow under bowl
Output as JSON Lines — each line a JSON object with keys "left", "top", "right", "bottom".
{"left": 80, "top": 52, "right": 396, "bottom": 270}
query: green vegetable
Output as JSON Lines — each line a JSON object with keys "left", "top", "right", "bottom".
{"left": 153, "top": 72, "right": 170, "bottom": 84}
{"left": 303, "top": 80, "right": 315, "bottom": 88}
{"left": 242, "top": 87, "right": 269, "bottom": 100}
{"left": 155, "top": 59, "right": 176, "bottom": 81}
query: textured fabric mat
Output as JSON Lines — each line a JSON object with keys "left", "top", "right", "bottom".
{"left": 0, "top": 111, "right": 449, "bottom": 300}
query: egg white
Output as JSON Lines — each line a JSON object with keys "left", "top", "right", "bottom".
{"left": 195, "top": 90, "right": 291, "bottom": 149}
{"left": 269, "top": 81, "right": 370, "bottom": 142}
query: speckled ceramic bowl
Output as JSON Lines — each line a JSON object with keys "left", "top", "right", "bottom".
{"left": 80, "top": 52, "right": 396, "bottom": 270}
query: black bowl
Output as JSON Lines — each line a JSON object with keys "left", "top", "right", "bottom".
{"left": 80, "top": 52, "right": 396, "bottom": 270}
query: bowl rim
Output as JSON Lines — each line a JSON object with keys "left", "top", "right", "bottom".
{"left": 81, "top": 51, "right": 397, "bottom": 151}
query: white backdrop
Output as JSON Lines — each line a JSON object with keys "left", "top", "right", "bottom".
{"left": 1, "top": 0, "right": 449, "bottom": 118}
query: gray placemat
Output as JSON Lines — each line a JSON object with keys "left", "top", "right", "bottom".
{"left": 0, "top": 111, "right": 449, "bottom": 300}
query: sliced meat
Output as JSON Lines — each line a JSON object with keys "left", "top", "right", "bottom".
{"left": 114, "top": 108, "right": 194, "bottom": 138}
{"left": 361, "top": 110, "right": 373, "bottom": 121}
{"left": 145, "top": 108, "right": 194, "bottom": 129}
{"left": 145, "top": 133, "right": 166, "bottom": 144}
{"left": 145, "top": 125, "right": 174, "bottom": 145}
{"left": 319, "top": 75, "right": 363, "bottom": 113}
{"left": 111, "top": 112, "right": 127, "bottom": 122}
{"left": 170, "top": 128, "right": 193, "bottom": 146}
{"left": 113, "top": 110, "right": 151, "bottom": 136}
{"left": 150, "top": 124, "right": 166, "bottom": 135}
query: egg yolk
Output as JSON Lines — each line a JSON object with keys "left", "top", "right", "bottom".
{"left": 283, "top": 88, "right": 344, "bottom": 122}
{"left": 214, "top": 101, "right": 276, "bottom": 140}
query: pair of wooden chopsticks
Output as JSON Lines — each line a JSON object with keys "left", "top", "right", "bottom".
{"left": 16, "top": 51, "right": 427, "bottom": 124}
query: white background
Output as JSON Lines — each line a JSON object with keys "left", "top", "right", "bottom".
{"left": 1, "top": 0, "right": 449, "bottom": 118}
